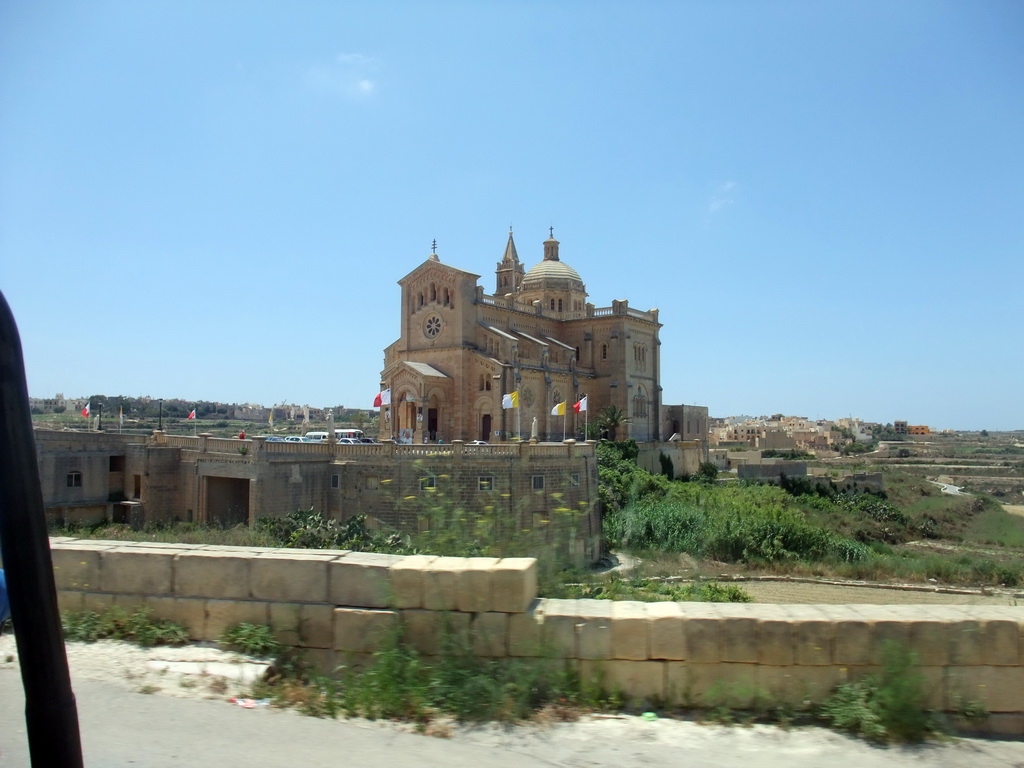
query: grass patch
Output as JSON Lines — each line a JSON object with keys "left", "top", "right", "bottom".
{"left": 250, "top": 627, "right": 615, "bottom": 725}
{"left": 219, "top": 623, "right": 281, "bottom": 657}
{"left": 558, "top": 574, "right": 752, "bottom": 602}
{"left": 62, "top": 607, "right": 189, "bottom": 647}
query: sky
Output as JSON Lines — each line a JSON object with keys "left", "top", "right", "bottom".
{"left": 1, "top": 1, "right": 1022, "bottom": 431}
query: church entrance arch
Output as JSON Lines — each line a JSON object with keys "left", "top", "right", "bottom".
{"left": 480, "top": 413, "right": 492, "bottom": 442}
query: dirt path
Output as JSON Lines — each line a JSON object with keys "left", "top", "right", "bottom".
{"left": 1002, "top": 504, "right": 1024, "bottom": 518}
{"left": 735, "top": 579, "right": 1018, "bottom": 605}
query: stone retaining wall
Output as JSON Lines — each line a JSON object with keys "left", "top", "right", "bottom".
{"left": 48, "top": 538, "right": 1024, "bottom": 733}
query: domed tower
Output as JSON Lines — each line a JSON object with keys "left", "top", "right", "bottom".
{"left": 518, "top": 228, "right": 588, "bottom": 317}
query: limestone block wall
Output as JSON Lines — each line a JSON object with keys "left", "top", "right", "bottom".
{"left": 48, "top": 538, "right": 1024, "bottom": 732}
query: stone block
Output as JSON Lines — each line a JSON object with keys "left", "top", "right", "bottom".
{"left": 389, "top": 555, "right": 437, "bottom": 609}
{"left": 269, "top": 603, "right": 302, "bottom": 647}
{"left": 580, "top": 659, "right": 665, "bottom": 707}
{"left": 871, "top": 617, "right": 912, "bottom": 665}
{"left": 80, "top": 592, "right": 114, "bottom": 613}
{"left": 794, "top": 611, "right": 833, "bottom": 666}
{"left": 834, "top": 616, "right": 873, "bottom": 666}
{"left": 720, "top": 615, "right": 759, "bottom": 664}
{"left": 333, "top": 608, "right": 398, "bottom": 654}
{"left": 647, "top": 602, "right": 685, "bottom": 660}
{"left": 50, "top": 546, "right": 102, "bottom": 591}
{"left": 756, "top": 665, "right": 842, "bottom": 708}
{"left": 948, "top": 619, "right": 983, "bottom": 666}
{"left": 56, "top": 590, "right": 83, "bottom": 613}
{"left": 174, "top": 551, "right": 250, "bottom": 600}
{"left": 982, "top": 619, "right": 1020, "bottom": 666}
{"left": 682, "top": 606, "right": 721, "bottom": 664}
{"left": 250, "top": 553, "right": 331, "bottom": 603}
{"left": 472, "top": 612, "right": 508, "bottom": 657}
{"left": 507, "top": 602, "right": 543, "bottom": 657}
{"left": 301, "top": 649, "right": 338, "bottom": 677}
{"left": 423, "top": 556, "right": 466, "bottom": 611}
{"left": 174, "top": 598, "right": 208, "bottom": 639}
{"left": 402, "top": 610, "right": 470, "bottom": 656}
{"left": 329, "top": 552, "right": 401, "bottom": 608}
{"left": 458, "top": 557, "right": 500, "bottom": 614}
{"left": 100, "top": 547, "right": 176, "bottom": 595}
{"left": 577, "top": 600, "right": 613, "bottom": 660}
{"left": 205, "top": 599, "right": 270, "bottom": 643}
{"left": 610, "top": 601, "right": 648, "bottom": 660}
{"left": 947, "top": 666, "right": 1024, "bottom": 713}
{"left": 541, "top": 599, "right": 580, "bottom": 658}
{"left": 112, "top": 594, "right": 147, "bottom": 612}
{"left": 909, "top": 620, "right": 950, "bottom": 667}
{"left": 667, "top": 662, "right": 757, "bottom": 708}
{"left": 491, "top": 558, "right": 537, "bottom": 613}
{"left": 299, "top": 604, "right": 336, "bottom": 649}
{"left": 757, "top": 616, "right": 794, "bottom": 666}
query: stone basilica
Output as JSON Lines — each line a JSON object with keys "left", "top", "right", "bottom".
{"left": 379, "top": 230, "right": 662, "bottom": 443}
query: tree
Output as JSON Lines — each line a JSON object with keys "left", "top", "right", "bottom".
{"left": 595, "top": 405, "right": 630, "bottom": 440}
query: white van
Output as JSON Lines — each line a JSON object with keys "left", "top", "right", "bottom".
{"left": 304, "top": 431, "right": 329, "bottom": 442}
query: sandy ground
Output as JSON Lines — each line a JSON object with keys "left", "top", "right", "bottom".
{"left": 1003, "top": 504, "right": 1024, "bottom": 518}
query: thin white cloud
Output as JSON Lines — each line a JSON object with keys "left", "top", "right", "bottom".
{"left": 304, "top": 53, "right": 378, "bottom": 99}
{"left": 708, "top": 181, "right": 737, "bottom": 214}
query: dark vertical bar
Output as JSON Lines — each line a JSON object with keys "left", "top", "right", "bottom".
{"left": 0, "top": 290, "right": 84, "bottom": 767}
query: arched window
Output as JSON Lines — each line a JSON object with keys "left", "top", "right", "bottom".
{"left": 550, "top": 299, "right": 555, "bottom": 311}
{"left": 479, "top": 374, "right": 485, "bottom": 391}
{"left": 558, "top": 299, "right": 563, "bottom": 312}
{"left": 633, "top": 385, "right": 648, "bottom": 418}
{"left": 444, "top": 287, "right": 450, "bottom": 305}
{"left": 418, "top": 293, "right": 424, "bottom": 308}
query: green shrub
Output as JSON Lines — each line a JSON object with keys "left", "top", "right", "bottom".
{"left": 219, "top": 623, "right": 281, "bottom": 657}
{"left": 819, "top": 641, "right": 932, "bottom": 742}
{"left": 62, "top": 607, "right": 189, "bottom": 647}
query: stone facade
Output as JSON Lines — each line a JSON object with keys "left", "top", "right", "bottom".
{"left": 34, "top": 429, "right": 602, "bottom": 564}
{"left": 380, "top": 231, "right": 662, "bottom": 443}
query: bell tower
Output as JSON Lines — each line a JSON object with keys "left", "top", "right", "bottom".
{"left": 495, "top": 227, "right": 524, "bottom": 294}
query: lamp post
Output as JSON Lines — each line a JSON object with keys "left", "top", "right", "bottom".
{"left": 158, "top": 399, "right": 163, "bottom": 431}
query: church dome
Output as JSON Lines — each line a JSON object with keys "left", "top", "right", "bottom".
{"left": 522, "top": 258, "right": 584, "bottom": 287}
{"left": 520, "top": 232, "right": 585, "bottom": 292}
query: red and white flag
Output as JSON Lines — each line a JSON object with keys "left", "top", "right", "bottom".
{"left": 187, "top": 409, "right": 196, "bottom": 420}
{"left": 573, "top": 395, "right": 588, "bottom": 414}
{"left": 81, "top": 402, "right": 91, "bottom": 418}
{"left": 373, "top": 388, "right": 391, "bottom": 408}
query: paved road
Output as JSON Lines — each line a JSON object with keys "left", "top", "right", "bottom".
{"left": 3, "top": 670, "right": 1024, "bottom": 767}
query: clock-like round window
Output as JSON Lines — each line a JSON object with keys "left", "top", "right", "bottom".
{"left": 424, "top": 314, "right": 442, "bottom": 339}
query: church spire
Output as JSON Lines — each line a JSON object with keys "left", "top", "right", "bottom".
{"left": 501, "top": 226, "right": 519, "bottom": 265}
{"left": 495, "top": 226, "right": 524, "bottom": 294}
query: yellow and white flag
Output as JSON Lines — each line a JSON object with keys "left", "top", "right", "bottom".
{"left": 550, "top": 401, "right": 566, "bottom": 416}
{"left": 501, "top": 391, "right": 519, "bottom": 409}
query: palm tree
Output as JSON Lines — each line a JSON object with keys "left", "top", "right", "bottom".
{"left": 596, "top": 405, "right": 630, "bottom": 440}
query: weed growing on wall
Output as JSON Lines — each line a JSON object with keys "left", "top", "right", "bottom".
{"left": 248, "top": 624, "right": 614, "bottom": 726}
{"left": 819, "top": 641, "right": 933, "bottom": 742}
{"left": 219, "top": 622, "right": 281, "bottom": 658}
{"left": 62, "top": 607, "right": 189, "bottom": 647}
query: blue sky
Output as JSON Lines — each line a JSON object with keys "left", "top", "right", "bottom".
{"left": 2, "top": 1, "right": 1021, "bottom": 430}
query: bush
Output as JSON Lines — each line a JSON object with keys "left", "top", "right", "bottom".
{"left": 819, "top": 642, "right": 932, "bottom": 742}
{"left": 219, "top": 623, "right": 281, "bottom": 657}
{"left": 62, "top": 607, "right": 189, "bottom": 647}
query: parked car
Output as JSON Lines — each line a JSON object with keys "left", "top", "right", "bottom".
{"left": 468, "top": 440, "right": 489, "bottom": 445}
